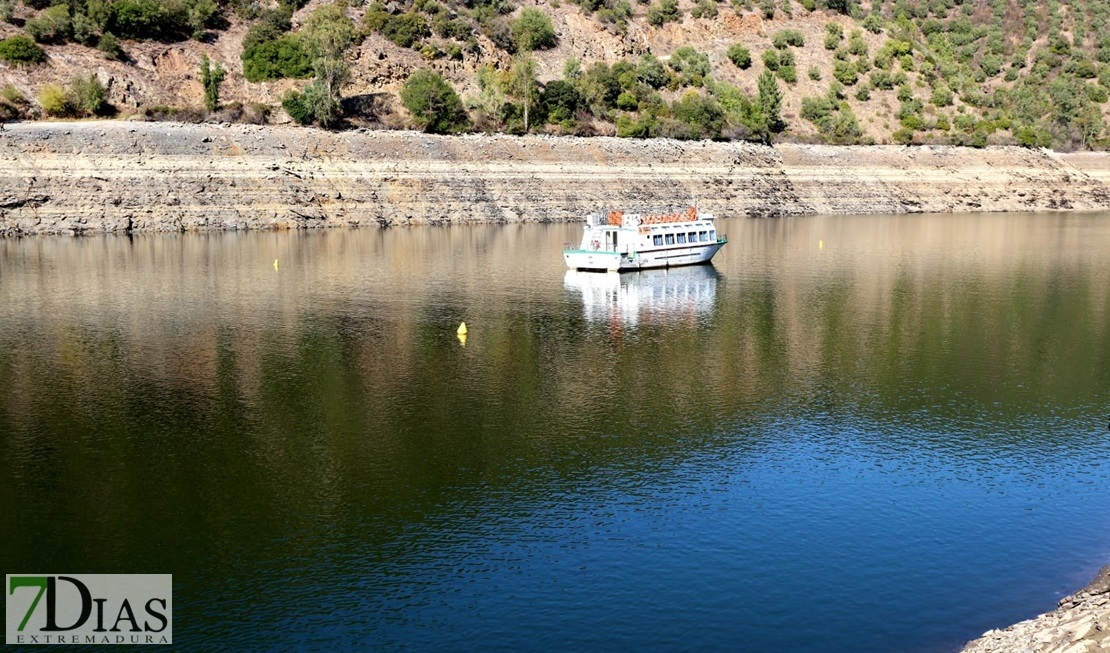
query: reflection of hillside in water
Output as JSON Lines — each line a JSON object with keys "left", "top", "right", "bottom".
{"left": 0, "top": 213, "right": 1108, "bottom": 580}
{"left": 563, "top": 266, "right": 720, "bottom": 327}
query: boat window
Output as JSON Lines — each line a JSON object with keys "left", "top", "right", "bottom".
{"left": 699, "top": 231, "right": 708, "bottom": 242}
{"left": 653, "top": 235, "right": 663, "bottom": 246}
{"left": 665, "top": 234, "right": 675, "bottom": 245}
{"left": 677, "top": 233, "right": 686, "bottom": 244}
{"left": 689, "top": 232, "right": 697, "bottom": 242}
{"left": 709, "top": 230, "right": 716, "bottom": 241}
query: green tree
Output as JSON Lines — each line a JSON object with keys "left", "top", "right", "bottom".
{"left": 298, "top": 4, "right": 355, "bottom": 127}
{"left": 543, "top": 79, "right": 581, "bottom": 123}
{"left": 200, "top": 54, "right": 226, "bottom": 112}
{"left": 510, "top": 8, "right": 556, "bottom": 51}
{"left": 400, "top": 69, "right": 469, "bottom": 133}
{"left": 672, "top": 90, "right": 725, "bottom": 139}
{"left": 757, "top": 70, "right": 783, "bottom": 132}
{"left": 506, "top": 54, "right": 539, "bottom": 132}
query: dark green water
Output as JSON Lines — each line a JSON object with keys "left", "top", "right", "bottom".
{"left": 1, "top": 213, "right": 1108, "bottom": 652}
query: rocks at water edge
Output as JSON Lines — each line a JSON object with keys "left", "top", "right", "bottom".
{"left": 962, "top": 566, "right": 1110, "bottom": 653}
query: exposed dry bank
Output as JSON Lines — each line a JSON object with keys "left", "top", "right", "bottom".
{"left": 2, "top": 121, "right": 1110, "bottom": 236}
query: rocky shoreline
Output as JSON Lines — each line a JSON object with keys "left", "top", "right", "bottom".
{"left": 2, "top": 121, "right": 1110, "bottom": 236}
{"left": 962, "top": 566, "right": 1110, "bottom": 653}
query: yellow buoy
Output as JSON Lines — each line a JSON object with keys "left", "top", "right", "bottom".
{"left": 274, "top": 258, "right": 280, "bottom": 270}
{"left": 457, "top": 322, "right": 468, "bottom": 335}
{"left": 819, "top": 240, "right": 824, "bottom": 250}
{"left": 457, "top": 333, "right": 467, "bottom": 346}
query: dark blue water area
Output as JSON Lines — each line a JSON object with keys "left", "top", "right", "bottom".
{"left": 180, "top": 408, "right": 1110, "bottom": 653}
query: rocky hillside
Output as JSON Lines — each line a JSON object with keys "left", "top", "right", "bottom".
{"left": 1, "top": 0, "right": 1110, "bottom": 149}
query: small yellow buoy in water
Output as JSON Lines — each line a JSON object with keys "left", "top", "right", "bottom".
{"left": 457, "top": 322, "right": 467, "bottom": 335}
{"left": 274, "top": 258, "right": 280, "bottom": 270}
{"left": 819, "top": 240, "right": 824, "bottom": 250}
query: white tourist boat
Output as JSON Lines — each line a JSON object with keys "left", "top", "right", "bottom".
{"left": 563, "top": 207, "right": 727, "bottom": 272}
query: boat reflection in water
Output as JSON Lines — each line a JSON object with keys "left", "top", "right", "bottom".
{"left": 563, "top": 265, "right": 721, "bottom": 328}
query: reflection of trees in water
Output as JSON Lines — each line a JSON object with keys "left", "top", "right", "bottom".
{"left": 0, "top": 214, "right": 1107, "bottom": 570}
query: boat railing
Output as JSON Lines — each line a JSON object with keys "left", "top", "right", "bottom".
{"left": 587, "top": 207, "right": 707, "bottom": 227}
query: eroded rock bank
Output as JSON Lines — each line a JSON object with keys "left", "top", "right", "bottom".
{"left": 963, "top": 566, "right": 1110, "bottom": 653}
{"left": 2, "top": 121, "right": 1110, "bottom": 236}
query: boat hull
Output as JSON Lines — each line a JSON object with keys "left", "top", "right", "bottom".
{"left": 564, "top": 241, "right": 725, "bottom": 272}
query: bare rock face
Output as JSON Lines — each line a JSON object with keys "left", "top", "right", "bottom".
{"left": 1, "top": 122, "right": 1108, "bottom": 237}
{"left": 963, "top": 566, "right": 1110, "bottom": 653}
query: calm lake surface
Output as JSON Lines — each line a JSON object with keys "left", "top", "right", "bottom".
{"left": 1, "top": 213, "right": 1109, "bottom": 652}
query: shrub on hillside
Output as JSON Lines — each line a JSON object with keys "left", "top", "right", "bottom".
{"left": 0, "top": 35, "right": 46, "bottom": 64}
{"left": 0, "top": 85, "right": 30, "bottom": 120}
{"left": 108, "top": 0, "right": 190, "bottom": 41}
{"left": 40, "top": 75, "right": 111, "bottom": 118}
{"left": 669, "top": 46, "right": 710, "bottom": 87}
{"left": 97, "top": 32, "right": 122, "bottom": 59}
{"left": 71, "top": 11, "right": 100, "bottom": 46}
{"left": 772, "top": 29, "right": 804, "bottom": 49}
{"left": 241, "top": 35, "right": 312, "bottom": 81}
{"left": 671, "top": 91, "right": 725, "bottom": 139}
{"left": 70, "top": 74, "right": 110, "bottom": 116}
{"left": 277, "top": 81, "right": 337, "bottom": 126}
{"left": 40, "top": 84, "right": 72, "bottom": 117}
{"left": 727, "top": 43, "right": 751, "bottom": 69}
{"left": 848, "top": 30, "right": 867, "bottom": 56}
{"left": 832, "top": 60, "right": 858, "bottom": 85}
{"left": 647, "top": 0, "right": 680, "bottom": 27}
{"left": 579, "top": 61, "right": 620, "bottom": 109}
{"left": 930, "top": 85, "right": 953, "bottom": 107}
{"left": 690, "top": 0, "right": 717, "bottom": 19}
{"left": 597, "top": 0, "right": 634, "bottom": 33}
{"left": 510, "top": 8, "right": 555, "bottom": 51}
{"left": 762, "top": 49, "right": 780, "bottom": 71}
{"left": 381, "top": 11, "right": 430, "bottom": 48}
{"left": 638, "top": 53, "right": 670, "bottom": 88}
{"left": 26, "top": 5, "right": 72, "bottom": 44}
{"left": 400, "top": 69, "right": 469, "bottom": 133}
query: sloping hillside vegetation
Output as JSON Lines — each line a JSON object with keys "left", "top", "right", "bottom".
{"left": 0, "top": 0, "right": 1109, "bottom": 149}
